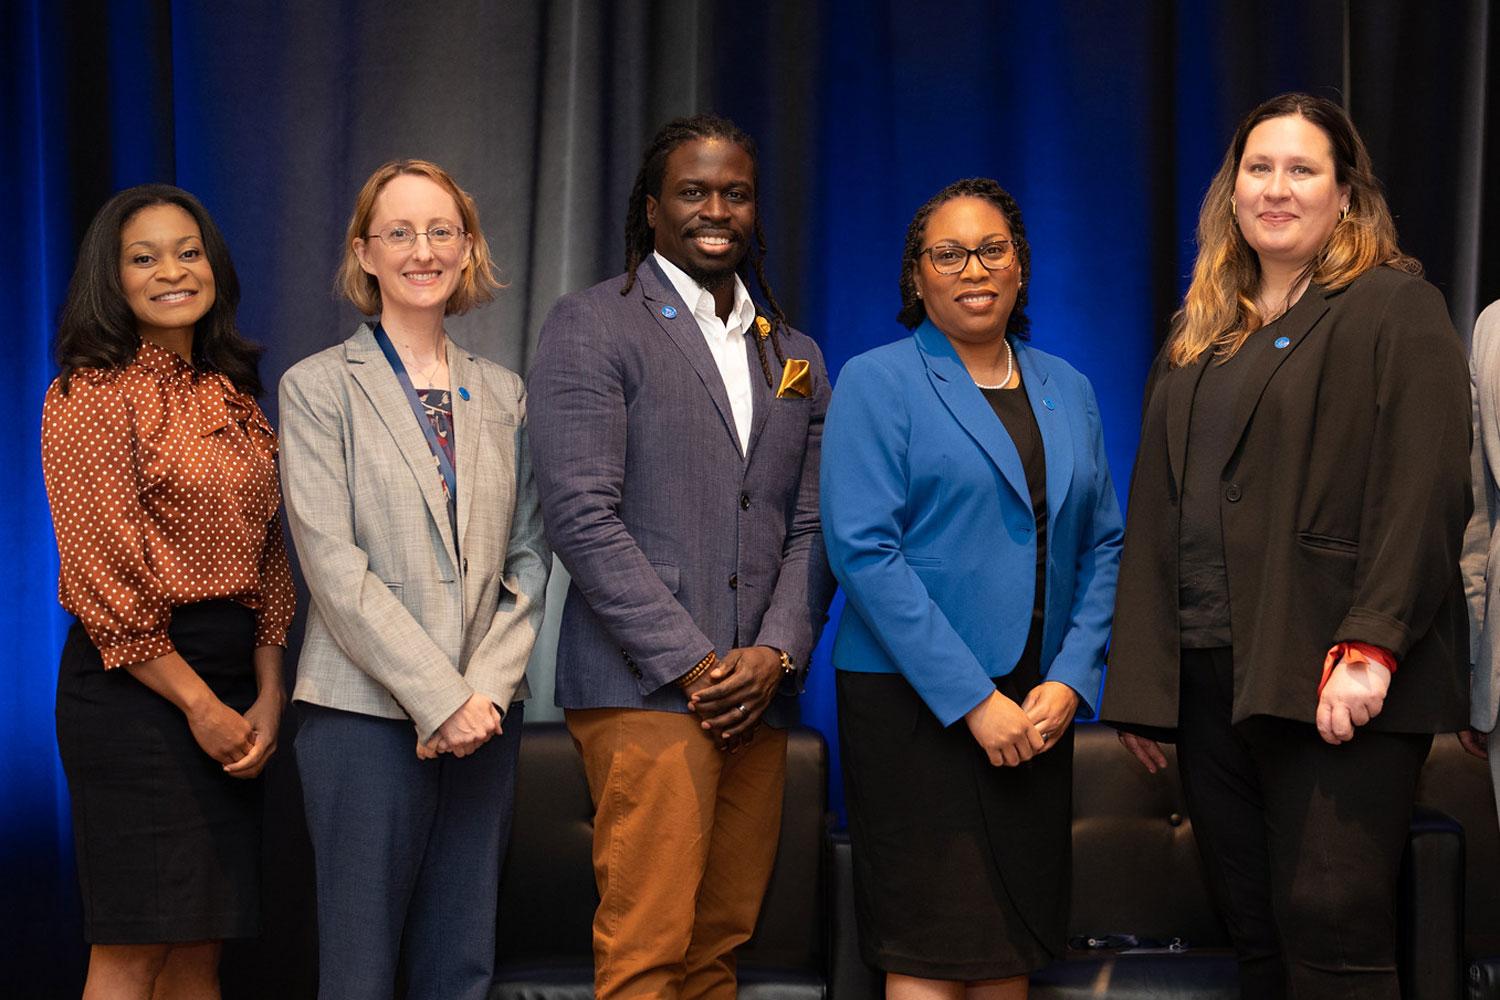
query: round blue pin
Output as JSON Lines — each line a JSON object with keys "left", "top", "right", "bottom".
{"left": 1042, "top": 397, "right": 1055, "bottom": 410}
{"left": 1274, "top": 336, "right": 1290, "bottom": 349}
{"left": 660, "top": 305, "right": 678, "bottom": 319}
{"left": 458, "top": 386, "right": 471, "bottom": 401}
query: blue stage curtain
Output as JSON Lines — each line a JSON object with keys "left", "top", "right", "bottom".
{"left": 3, "top": 1, "right": 179, "bottom": 990}
{"left": 712, "top": 0, "right": 1351, "bottom": 821}
{"left": 4, "top": 1, "right": 1496, "bottom": 990}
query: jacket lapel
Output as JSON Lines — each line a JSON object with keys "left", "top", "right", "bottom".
{"left": 640, "top": 257, "right": 744, "bottom": 458}
{"left": 743, "top": 315, "right": 775, "bottom": 458}
{"left": 345, "top": 326, "right": 459, "bottom": 564}
{"left": 1165, "top": 356, "right": 1208, "bottom": 496}
{"left": 1222, "top": 286, "right": 1332, "bottom": 463}
{"left": 916, "top": 321, "right": 1030, "bottom": 509}
{"left": 1014, "top": 341, "right": 1075, "bottom": 520}
{"left": 450, "top": 344, "right": 482, "bottom": 550}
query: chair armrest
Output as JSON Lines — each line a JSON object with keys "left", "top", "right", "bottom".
{"left": 1400, "top": 806, "right": 1464, "bottom": 1000}
{"left": 827, "top": 831, "right": 882, "bottom": 1000}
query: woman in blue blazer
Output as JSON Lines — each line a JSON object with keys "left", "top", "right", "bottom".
{"left": 822, "top": 178, "right": 1123, "bottom": 998}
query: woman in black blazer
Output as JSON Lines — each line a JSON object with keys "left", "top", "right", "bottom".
{"left": 1102, "top": 93, "right": 1469, "bottom": 1000}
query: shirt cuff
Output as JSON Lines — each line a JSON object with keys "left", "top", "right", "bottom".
{"left": 1318, "top": 641, "right": 1399, "bottom": 698}
{"left": 254, "top": 622, "right": 289, "bottom": 649}
{"left": 98, "top": 632, "right": 177, "bottom": 670}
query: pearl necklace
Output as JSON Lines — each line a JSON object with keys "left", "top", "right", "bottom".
{"left": 972, "top": 339, "right": 1015, "bottom": 390}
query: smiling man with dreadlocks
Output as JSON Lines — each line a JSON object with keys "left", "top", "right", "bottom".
{"left": 527, "top": 114, "right": 835, "bottom": 999}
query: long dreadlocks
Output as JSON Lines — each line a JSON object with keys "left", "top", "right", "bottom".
{"left": 621, "top": 114, "right": 791, "bottom": 389}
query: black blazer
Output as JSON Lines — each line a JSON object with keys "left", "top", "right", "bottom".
{"left": 1102, "top": 265, "right": 1471, "bottom": 735}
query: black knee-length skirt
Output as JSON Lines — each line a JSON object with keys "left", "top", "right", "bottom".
{"left": 55, "top": 601, "right": 263, "bottom": 944}
{"left": 837, "top": 667, "right": 1074, "bottom": 981}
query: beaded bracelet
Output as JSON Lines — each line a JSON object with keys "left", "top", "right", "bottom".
{"left": 677, "top": 650, "right": 717, "bottom": 689}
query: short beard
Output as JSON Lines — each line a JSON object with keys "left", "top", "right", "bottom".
{"left": 681, "top": 259, "right": 740, "bottom": 293}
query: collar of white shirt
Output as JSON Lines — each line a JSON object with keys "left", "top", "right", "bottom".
{"left": 652, "top": 251, "right": 757, "bottom": 341}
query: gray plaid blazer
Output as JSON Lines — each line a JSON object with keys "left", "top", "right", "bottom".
{"left": 527, "top": 262, "right": 836, "bottom": 724}
{"left": 278, "top": 325, "right": 549, "bottom": 740}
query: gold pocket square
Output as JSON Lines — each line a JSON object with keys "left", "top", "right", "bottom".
{"left": 777, "top": 358, "right": 812, "bottom": 399}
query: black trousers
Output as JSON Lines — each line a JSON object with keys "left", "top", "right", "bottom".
{"left": 1176, "top": 648, "right": 1431, "bottom": 1000}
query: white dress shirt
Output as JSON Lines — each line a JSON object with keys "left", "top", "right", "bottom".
{"left": 653, "top": 251, "right": 758, "bottom": 454}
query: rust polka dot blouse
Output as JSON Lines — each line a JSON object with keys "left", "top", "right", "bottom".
{"left": 41, "top": 341, "right": 295, "bottom": 668}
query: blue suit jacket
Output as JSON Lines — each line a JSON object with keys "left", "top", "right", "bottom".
{"left": 821, "top": 321, "right": 1123, "bottom": 726}
{"left": 527, "top": 260, "right": 836, "bottom": 724}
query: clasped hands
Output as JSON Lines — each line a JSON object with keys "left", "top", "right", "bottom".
{"left": 965, "top": 681, "right": 1079, "bottom": 767}
{"left": 189, "top": 687, "right": 285, "bottom": 779}
{"left": 416, "top": 692, "right": 502, "bottom": 760}
{"left": 684, "top": 646, "right": 783, "bottom": 752}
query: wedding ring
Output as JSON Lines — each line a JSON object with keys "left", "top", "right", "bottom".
{"left": 737, "top": 703, "right": 748, "bottom": 719}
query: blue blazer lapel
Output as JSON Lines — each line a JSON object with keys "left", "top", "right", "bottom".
{"left": 345, "top": 327, "right": 459, "bottom": 564}
{"left": 640, "top": 257, "right": 744, "bottom": 458}
{"left": 1014, "top": 340, "right": 1075, "bottom": 521}
{"left": 915, "top": 321, "right": 1030, "bottom": 509}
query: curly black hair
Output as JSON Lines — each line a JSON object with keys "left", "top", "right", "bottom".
{"left": 55, "top": 183, "right": 263, "bottom": 395}
{"left": 897, "top": 177, "right": 1031, "bottom": 338}
{"left": 621, "top": 114, "right": 791, "bottom": 388}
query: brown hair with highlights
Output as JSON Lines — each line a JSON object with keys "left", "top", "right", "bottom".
{"left": 1169, "top": 92, "right": 1419, "bottom": 368}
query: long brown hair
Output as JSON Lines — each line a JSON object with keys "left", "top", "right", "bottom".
{"left": 1169, "top": 93, "right": 1419, "bottom": 368}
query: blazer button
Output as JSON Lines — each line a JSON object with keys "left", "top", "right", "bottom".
{"left": 739, "top": 492, "right": 751, "bottom": 510}
{"left": 728, "top": 574, "right": 739, "bottom": 590}
{"left": 1224, "top": 483, "right": 1242, "bottom": 502}
{"left": 462, "top": 557, "right": 468, "bottom": 574}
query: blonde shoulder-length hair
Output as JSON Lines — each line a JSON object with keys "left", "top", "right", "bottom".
{"left": 337, "top": 159, "right": 501, "bottom": 316}
{"left": 1169, "top": 93, "right": 1420, "bottom": 369}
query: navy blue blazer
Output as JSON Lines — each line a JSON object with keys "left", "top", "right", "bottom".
{"left": 527, "top": 261, "right": 836, "bottom": 723}
{"left": 821, "top": 321, "right": 1123, "bottom": 726}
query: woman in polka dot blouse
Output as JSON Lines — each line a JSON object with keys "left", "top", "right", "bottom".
{"left": 40, "top": 184, "right": 294, "bottom": 998}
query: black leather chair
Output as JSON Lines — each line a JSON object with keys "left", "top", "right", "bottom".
{"left": 490, "top": 722, "right": 1470, "bottom": 1000}
{"left": 1416, "top": 734, "right": 1500, "bottom": 999}
{"left": 489, "top": 723, "right": 834, "bottom": 999}
{"left": 833, "top": 723, "right": 1468, "bottom": 1000}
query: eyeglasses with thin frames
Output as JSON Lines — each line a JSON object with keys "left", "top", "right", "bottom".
{"left": 365, "top": 223, "right": 467, "bottom": 251}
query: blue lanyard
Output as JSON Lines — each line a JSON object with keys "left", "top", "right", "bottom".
{"left": 372, "top": 323, "right": 458, "bottom": 504}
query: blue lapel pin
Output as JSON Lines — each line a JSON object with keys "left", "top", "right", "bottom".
{"left": 458, "top": 386, "right": 471, "bottom": 401}
{"left": 1274, "top": 336, "right": 1290, "bottom": 349}
{"left": 660, "top": 305, "right": 678, "bottom": 319}
{"left": 1042, "top": 397, "right": 1056, "bottom": 410}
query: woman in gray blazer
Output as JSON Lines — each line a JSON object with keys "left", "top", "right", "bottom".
{"left": 278, "top": 160, "right": 549, "bottom": 1000}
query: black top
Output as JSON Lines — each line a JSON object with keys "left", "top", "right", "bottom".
{"left": 1102, "top": 269, "right": 1471, "bottom": 733}
{"left": 980, "top": 380, "right": 1047, "bottom": 678}
{"left": 1177, "top": 324, "right": 1278, "bottom": 647}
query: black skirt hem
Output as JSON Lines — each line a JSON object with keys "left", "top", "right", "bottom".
{"left": 85, "top": 911, "right": 260, "bottom": 945}
{"left": 862, "top": 943, "right": 1055, "bottom": 981}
